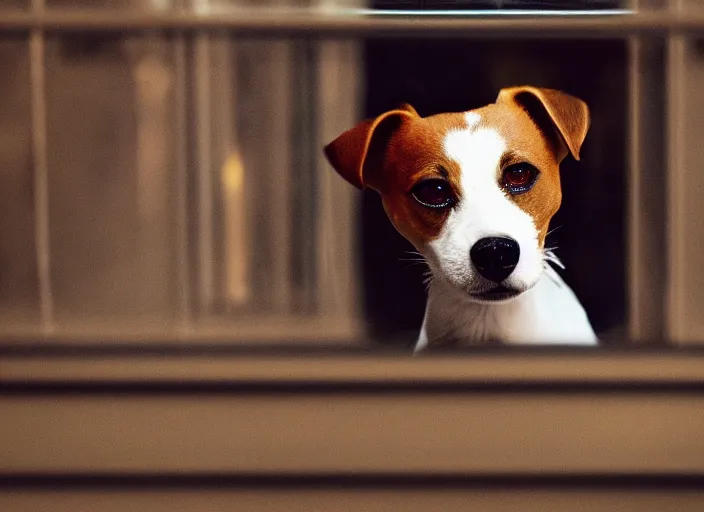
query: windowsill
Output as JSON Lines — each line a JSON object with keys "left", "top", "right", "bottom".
{"left": 2, "top": 347, "right": 704, "bottom": 384}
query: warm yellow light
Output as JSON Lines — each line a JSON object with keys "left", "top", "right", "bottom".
{"left": 222, "top": 151, "right": 244, "bottom": 192}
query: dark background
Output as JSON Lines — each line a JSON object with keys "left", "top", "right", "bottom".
{"left": 359, "top": 3, "right": 627, "bottom": 344}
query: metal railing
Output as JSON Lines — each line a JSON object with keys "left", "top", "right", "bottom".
{"left": 4, "top": 9, "right": 704, "bottom": 35}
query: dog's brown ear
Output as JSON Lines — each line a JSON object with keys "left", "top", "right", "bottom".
{"left": 497, "top": 86, "right": 590, "bottom": 162}
{"left": 397, "top": 103, "right": 419, "bottom": 116}
{"left": 323, "top": 105, "right": 418, "bottom": 189}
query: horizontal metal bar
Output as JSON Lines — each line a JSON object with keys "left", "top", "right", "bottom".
{"left": 4, "top": 351, "right": 704, "bottom": 384}
{"left": 1, "top": 10, "right": 704, "bottom": 36}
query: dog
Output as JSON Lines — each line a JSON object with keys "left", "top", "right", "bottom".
{"left": 324, "top": 86, "right": 598, "bottom": 350}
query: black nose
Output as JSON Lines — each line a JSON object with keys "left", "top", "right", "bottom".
{"left": 470, "top": 237, "right": 520, "bottom": 283}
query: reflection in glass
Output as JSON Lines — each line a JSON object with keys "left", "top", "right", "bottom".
{"left": 45, "top": 36, "right": 179, "bottom": 330}
{"left": 32, "top": 33, "right": 363, "bottom": 341}
{"left": 0, "top": 40, "right": 38, "bottom": 326}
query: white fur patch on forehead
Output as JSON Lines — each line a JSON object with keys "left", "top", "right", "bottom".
{"left": 443, "top": 124, "right": 505, "bottom": 186}
{"left": 464, "top": 111, "right": 481, "bottom": 130}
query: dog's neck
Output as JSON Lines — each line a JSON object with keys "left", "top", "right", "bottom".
{"left": 416, "top": 266, "right": 597, "bottom": 350}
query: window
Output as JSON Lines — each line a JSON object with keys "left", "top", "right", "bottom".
{"left": 2, "top": 2, "right": 704, "bottom": 508}
{"left": 0, "top": 1, "right": 366, "bottom": 344}
{"left": 0, "top": 0, "right": 698, "bottom": 346}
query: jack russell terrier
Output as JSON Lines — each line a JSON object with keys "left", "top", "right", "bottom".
{"left": 324, "top": 86, "right": 598, "bottom": 350}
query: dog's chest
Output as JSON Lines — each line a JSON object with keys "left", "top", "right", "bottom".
{"left": 422, "top": 270, "right": 597, "bottom": 346}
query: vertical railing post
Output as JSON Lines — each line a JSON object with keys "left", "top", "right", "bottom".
{"left": 30, "top": 0, "right": 54, "bottom": 335}
{"left": 174, "top": 0, "right": 193, "bottom": 333}
{"left": 314, "top": 0, "right": 365, "bottom": 332}
{"left": 665, "top": 0, "right": 704, "bottom": 343}
{"left": 194, "top": 31, "right": 215, "bottom": 317}
{"left": 627, "top": 0, "right": 667, "bottom": 343}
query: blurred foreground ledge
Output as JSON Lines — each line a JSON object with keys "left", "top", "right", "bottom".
{"left": 2, "top": 344, "right": 704, "bottom": 385}
{"left": 2, "top": 347, "right": 704, "bottom": 510}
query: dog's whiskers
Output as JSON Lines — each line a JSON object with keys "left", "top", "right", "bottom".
{"left": 407, "top": 251, "right": 434, "bottom": 291}
{"left": 400, "top": 250, "right": 430, "bottom": 269}
{"left": 546, "top": 225, "right": 563, "bottom": 237}
{"left": 422, "top": 270, "right": 434, "bottom": 292}
{"left": 542, "top": 247, "right": 566, "bottom": 270}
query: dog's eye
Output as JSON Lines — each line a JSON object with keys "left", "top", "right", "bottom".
{"left": 411, "top": 179, "right": 456, "bottom": 209}
{"left": 502, "top": 163, "right": 539, "bottom": 195}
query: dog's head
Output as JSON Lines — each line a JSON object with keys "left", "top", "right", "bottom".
{"left": 324, "top": 86, "right": 590, "bottom": 303}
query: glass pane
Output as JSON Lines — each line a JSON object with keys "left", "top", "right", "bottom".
{"left": 0, "top": 38, "right": 38, "bottom": 328}
{"left": 191, "top": 36, "right": 363, "bottom": 341}
{"left": 45, "top": 35, "right": 180, "bottom": 331}
{"left": 40, "top": 34, "right": 363, "bottom": 341}
{"left": 1, "top": 28, "right": 634, "bottom": 346}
